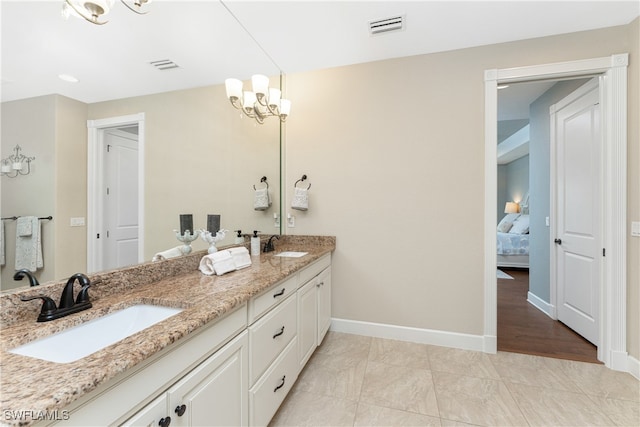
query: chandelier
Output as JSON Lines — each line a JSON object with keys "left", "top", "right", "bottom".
{"left": 62, "top": 0, "right": 152, "bottom": 25}
{"left": 1, "top": 145, "right": 35, "bottom": 178}
{"left": 225, "top": 75, "right": 291, "bottom": 124}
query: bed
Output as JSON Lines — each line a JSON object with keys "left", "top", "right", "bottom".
{"left": 496, "top": 212, "right": 530, "bottom": 268}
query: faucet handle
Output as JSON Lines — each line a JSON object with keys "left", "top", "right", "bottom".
{"left": 20, "top": 295, "right": 57, "bottom": 321}
{"left": 76, "top": 284, "right": 92, "bottom": 304}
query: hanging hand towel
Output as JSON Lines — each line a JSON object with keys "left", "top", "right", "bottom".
{"left": 229, "top": 246, "right": 252, "bottom": 270}
{"left": 152, "top": 246, "right": 183, "bottom": 262}
{"left": 16, "top": 217, "right": 32, "bottom": 237}
{"left": 0, "top": 220, "right": 5, "bottom": 267}
{"left": 15, "top": 216, "right": 43, "bottom": 272}
{"left": 254, "top": 188, "right": 271, "bottom": 211}
{"left": 291, "top": 187, "right": 309, "bottom": 211}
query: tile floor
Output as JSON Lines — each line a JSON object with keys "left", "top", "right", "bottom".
{"left": 269, "top": 332, "right": 640, "bottom": 427}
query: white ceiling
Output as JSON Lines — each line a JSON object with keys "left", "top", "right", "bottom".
{"left": 1, "top": 0, "right": 638, "bottom": 104}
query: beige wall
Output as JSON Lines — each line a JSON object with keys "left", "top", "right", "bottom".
{"left": 1, "top": 96, "right": 57, "bottom": 287}
{"left": 285, "top": 20, "right": 639, "bottom": 358}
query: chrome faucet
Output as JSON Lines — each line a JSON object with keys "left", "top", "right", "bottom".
{"left": 263, "top": 235, "right": 279, "bottom": 252}
{"left": 20, "top": 273, "right": 93, "bottom": 322}
{"left": 13, "top": 269, "right": 40, "bottom": 287}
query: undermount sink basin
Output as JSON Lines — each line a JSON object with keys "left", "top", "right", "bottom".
{"left": 9, "top": 304, "right": 183, "bottom": 363}
{"left": 275, "top": 251, "right": 308, "bottom": 258}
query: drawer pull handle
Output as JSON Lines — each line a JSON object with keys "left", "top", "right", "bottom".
{"left": 273, "top": 288, "right": 286, "bottom": 298}
{"left": 273, "top": 326, "right": 285, "bottom": 339}
{"left": 316, "top": 281, "right": 324, "bottom": 287}
{"left": 158, "top": 417, "right": 171, "bottom": 427}
{"left": 274, "top": 375, "right": 286, "bottom": 392}
{"left": 175, "top": 404, "right": 186, "bottom": 417}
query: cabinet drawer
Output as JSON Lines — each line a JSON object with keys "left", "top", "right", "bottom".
{"left": 298, "top": 253, "right": 331, "bottom": 285}
{"left": 249, "top": 337, "right": 298, "bottom": 427}
{"left": 249, "top": 294, "right": 296, "bottom": 385}
{"left": 249, "top": 275, "right": 297, "bottom": 323}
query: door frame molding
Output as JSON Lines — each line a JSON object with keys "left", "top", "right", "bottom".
{"left": 483, "top": 54, "right": 628, "bottom": 371}
{"left": 87, "top": 113, "right": 146, "bottom": 273}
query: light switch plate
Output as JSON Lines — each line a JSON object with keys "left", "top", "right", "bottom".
{"left": 70, "top": 217, "right": 85, "bottom": 227}
{"left": 632, "top": 221, "right": 640, "bottom": 237}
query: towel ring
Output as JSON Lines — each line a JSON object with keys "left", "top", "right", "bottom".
{"left": 253, "top": 176, "right": 269, "bottom": 190}
{"left": 294, "top": 174, "right": 311, "bottom": 190}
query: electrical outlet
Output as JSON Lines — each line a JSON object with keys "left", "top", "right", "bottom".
{"left": 70, "top": 217, "right": 85, "bottom": 227}
{"left": 632, "top": 221, "right": 640, "bottom": 237}
{"left": 545, "top": 216, "right": 550, "bottom": 227}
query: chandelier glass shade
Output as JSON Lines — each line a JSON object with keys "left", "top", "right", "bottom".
{"left": 225, "top": 75, "right": 291, "bottom": 124}
{"left": 62, "top": 0, "right": 151, "bottom": 25}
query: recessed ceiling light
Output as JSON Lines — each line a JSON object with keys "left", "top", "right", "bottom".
{"left": 58, "top": 74, "right": 79, "bottom": 83}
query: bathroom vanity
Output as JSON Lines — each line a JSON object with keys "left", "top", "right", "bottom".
{"left": 0, "top": 236, "right": 334, "bottom": 427}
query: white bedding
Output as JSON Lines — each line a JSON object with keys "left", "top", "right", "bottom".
{"left": 497, "top": 232, "right": 529, "bottom": 255}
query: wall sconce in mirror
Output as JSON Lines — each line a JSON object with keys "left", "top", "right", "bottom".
{"left": 504, "top": 202, "right": 520, "bottom": 214}
{"left": 225, "top": 75, "right": 291, "bottom": 124}
{"left": 61, "top": 0, "right": 151, "bottom": 25}
{"left": 1, "top": 145, "right": 35, "bottom": 178}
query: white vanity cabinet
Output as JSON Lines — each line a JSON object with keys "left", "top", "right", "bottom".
{"left": 316, "top": 266, "right": 332, "bottom": 345}
{"left": 121, "top": 331, "right": 248, "bottom": 427}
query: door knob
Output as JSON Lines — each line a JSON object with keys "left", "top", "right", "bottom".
{"left": 554, "top": 238, "right": 562, "bottom": 244}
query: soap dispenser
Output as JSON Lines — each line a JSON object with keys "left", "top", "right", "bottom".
{"left": 234, "top": 230, "right": 244, "bottom": 244}
{"left": 251, "top": 230, "right": 260, "bottom": 256}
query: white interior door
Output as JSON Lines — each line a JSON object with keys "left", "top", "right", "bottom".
{"left": 553, "top": 79, "right": 601, "bottom": 345}
{"left": 103, "top": 128, "right": 139, "bottom": 270}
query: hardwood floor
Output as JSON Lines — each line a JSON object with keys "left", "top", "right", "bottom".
{"left": 497, "top": 268, "right": 600, "bottom": 364}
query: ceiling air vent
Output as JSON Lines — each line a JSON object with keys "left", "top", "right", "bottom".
{"left": 149, "top": 59, "right": 180, "bottom": 71}
{"left": 369, "top": 15, "right": 404, "bottom": 35}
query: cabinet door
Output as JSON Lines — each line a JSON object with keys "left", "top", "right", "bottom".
{"left": 168, "top": 331, "right": 248, "bottom": 427}
{"left": 317, "top": 267, "right": 332, "bottom": 345}
{"left": 121, "top": 394, "right": 169, "bottom": 427}
{"left": 297, "top": 279, "right": 317, "bottom": 370}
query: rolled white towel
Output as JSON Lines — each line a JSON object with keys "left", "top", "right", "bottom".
{"left": 229, "top": 246, "right": 251, "bottom": 270}
{"left": 211, "top": 250, "right": 236, "bottom": 276}
{"left": 199, "top": 253, "right": 216, "bottom": 275}
{"left": 152, "top": 246, "right": 183, "bottom": 262}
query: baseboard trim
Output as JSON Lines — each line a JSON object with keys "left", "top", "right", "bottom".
{"left": 330, "top": 318, "right": 486, "bottom": 352}
{"left": 628, "top": 355, "right": 640, "bottom": 380}
{"left": 527, "top": 291, "right": 555, "bottom": 319}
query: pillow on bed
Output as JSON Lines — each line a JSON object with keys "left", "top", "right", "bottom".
{"left": 497, "top": 221, "right": 513, "bottom": 233}
{"left": 510, "top": 215, "right": 530, "bottom": 234}
{"left": 497, "top": 213, "right": 520, "bottom": 231}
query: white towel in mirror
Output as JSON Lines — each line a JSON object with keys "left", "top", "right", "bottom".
{"left": 15, "top": 216, "right": 43, "bottom": 272}
{"left": 152, "top": 246, "right": 183, "bottom": 262}
{"left": 0, "top": 220, "right": 5, "bottom": 267}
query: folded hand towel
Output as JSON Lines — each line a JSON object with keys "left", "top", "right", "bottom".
{"left": 152, "top": 246, "right": 183, "bottom": 262}
{"left": 15, "top": 216, "right": 42, "bottom": 272}
{"left": 254, "top": 188, "right": 271, "bottom": 211}
{"left": 229, "top": 246, "right": 252, "bottom": 270}
{"left": 211, "top": 250, "right": 236, "bottom": 276}
{"left": 291, "top": 187, "right": 309, "bottom": 211}
{"left": 16, "top": 217, "right": 33, "bottom": 237}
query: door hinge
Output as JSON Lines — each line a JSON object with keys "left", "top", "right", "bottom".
{"left": 107, "top": 230, "right": 110, "bottom": 238}
{"left": 97, "top": 233, "right": 100, "bottom": 239}
{"left": 106, "top": 187, "right": 110, "bottom": 195}
{"left": 603, "top": 248, "right": 606, "bottom": 257}
{"left": 107, "top": 144, "right": 111, "bottom": 152}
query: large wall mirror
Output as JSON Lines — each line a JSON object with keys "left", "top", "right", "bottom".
{"left": 1, "top": 1, "right": 282, "bottom": 290}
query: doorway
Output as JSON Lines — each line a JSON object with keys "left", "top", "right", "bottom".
{"left": 496, "top": 78, "right": 600, "bottom": 362}
{"left": 484, "top": 54, "right": 629, "bottom": 372}
{"left": 87, "top": 113, "right": 146, "bottom": 273}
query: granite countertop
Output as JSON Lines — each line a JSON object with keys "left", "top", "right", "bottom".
{"left": 0, "top": 236, "right": 334, "bottom": 426}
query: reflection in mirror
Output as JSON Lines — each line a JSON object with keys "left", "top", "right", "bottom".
{"left": 1, "top": 1, "right": 282, "bottom": 290}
